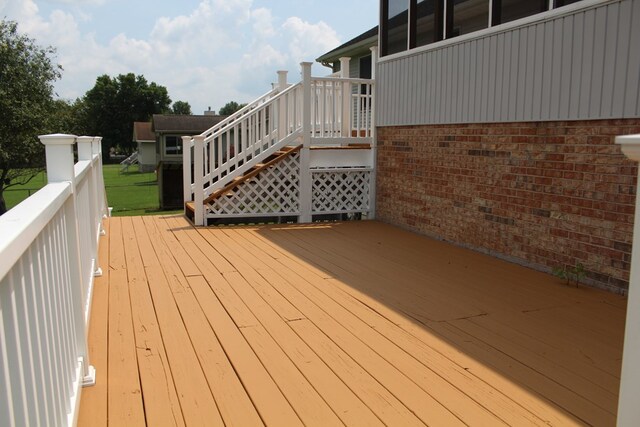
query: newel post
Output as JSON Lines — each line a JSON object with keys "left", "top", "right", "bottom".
{"left": 193, "top": 135, "right": 205, "bottom": 226}
{"left": 616, "top": 134, "right": 640, "bottom": 426}
{"left": 340, "top": 57, "right": 351, "bottom": 138}
{"left": 77, "top": 136, "right": 102, "bottom": 277}
{"left": 38, "top": 134, "right": 96, "bottom": 387}
{"left": 299, "top": 62, "right": 313, "bottom": 223}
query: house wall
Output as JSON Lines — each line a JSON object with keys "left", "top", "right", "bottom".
{"left": 376, "top": 119, "right": 640, "bottom": 292}
{"left": 138, "top": 141, "right": 156, "bottom": 172}
{"left": 377, "top": 0, "right": 640, "bottom": 127}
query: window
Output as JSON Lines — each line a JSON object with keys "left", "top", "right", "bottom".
{"left": 493, "top": 0, "right": 548, "bottom": 26}
{"left": 380, "top": 0, "right": 582, "bottom": 57}
{"left": 360, "top": 55, "right": 372, "bottom": 94}
{"left": 412, "top": 0, "right": 442, "bottom": 47}
{"left": 164, "top": 135, "right": 183, "bottom": 156}
{"left": 447, "top": 0, "right": 489, "bottom": 38}
{"left": 554, "top": 0, "right": 583, "bottom": 7}
{"left": 382, "top": 0, "right": 409, "bottom": 56}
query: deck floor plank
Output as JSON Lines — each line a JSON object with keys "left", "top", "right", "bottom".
{"left": 206, "top": 228, "right": 465, "bottom": 427}
{"left": 225, "top": 228, "right": 543, "bottom": 426}
{"left": 161, "top": 218, "right": 304, "bottom": 427}
{"left": 239, "top": 226, "right": 604, "bottom": 426}
{"left": 231, "top": 227, "right": 569, "bottom": 427}
{"left": 106, "top": 218, "right": 146, "bottom": 427}
{"left": 79, "top": 216, "right": 626, "bottom": 427}
{"left": 143, "top": 217, "right": 271, "bottom": 427}
{"left": 205, "top": 231, "right": 391, "bottom": 427}
{"left": 130, "top": 217, "right": 227, "bottom": 427}
{"left": 77, "top": 219, "right": 110, "bottom": 427}
{"left": 120, "top": 217, "right": 185, "bottom": 427}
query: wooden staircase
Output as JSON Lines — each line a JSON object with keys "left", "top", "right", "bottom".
{"left": 186, "top": 145, "right": 302, "bottom": 221}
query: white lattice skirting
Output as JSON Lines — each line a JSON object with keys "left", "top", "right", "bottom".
{"left": 206, "top": 152, "right": 301, "bottom": 218}
{"left": 312, "top": 170, "right": 371, "bottom": 214}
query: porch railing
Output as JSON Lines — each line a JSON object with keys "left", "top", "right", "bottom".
{"left": 184, "top": 52, "right": 377, "bottom": 225}
{"left": 0, "top": 134, "right": 108, "bottom": 427}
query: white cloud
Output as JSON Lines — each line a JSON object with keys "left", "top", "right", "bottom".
{"left": 0, "top": 0, "right": 344, "bottom": 112}
{"left": 282, "top": 17, "right": 340, "bottom": 62}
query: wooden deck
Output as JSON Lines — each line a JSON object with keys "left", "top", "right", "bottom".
{"left": 78, "top": 216, "right": 627, "bottom": 427}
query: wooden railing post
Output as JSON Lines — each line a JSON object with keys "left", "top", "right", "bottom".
{"left": 299, "top": 62, "right": 313, "bottom": 223}
{"left": 193, "top": 135, "right": 205, "bottom": 226}
{"left": 38, "top": 134, "right": 96, "bottom": 387}
{"left": 615, "top": 134, "right": 640, "bottom": 426}
{"left": 340, "top": 57, "right": 351, "bottom": 138}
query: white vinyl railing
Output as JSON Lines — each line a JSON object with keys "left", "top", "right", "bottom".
{"left": 184, "top": 53, "right": 376, "bottom": 226}
{"left": 0, "top": 134, "right": 108, "bottom": 427}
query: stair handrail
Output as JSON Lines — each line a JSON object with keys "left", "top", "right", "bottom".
{"left": 202, "top": 81, "right": 303, "bottom": 191}
{"left": 200, "top": 87, "right": 279, "bottom": 140}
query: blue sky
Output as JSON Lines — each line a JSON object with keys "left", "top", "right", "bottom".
{"left": 0, "top": 0, "right": 378, "bottom": 114}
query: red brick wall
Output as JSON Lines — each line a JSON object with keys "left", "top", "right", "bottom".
{"left": 376, "top": 119, "right": 640, "bottom": 293}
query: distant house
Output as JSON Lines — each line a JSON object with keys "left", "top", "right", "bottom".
{"left": 317, "top": 25, "right": 377, "bottom": 80}
{"left": 152, "top": 114, "right": 227, "bottom": 209}
{"left": 132, "top": 121, "right": 156, "bottom": 172}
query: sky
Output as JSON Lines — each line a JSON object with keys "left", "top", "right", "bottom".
{"left": 0, "top": 0, "right": 378, "bottom": 114}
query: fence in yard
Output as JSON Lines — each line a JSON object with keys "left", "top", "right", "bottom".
{"left": 0, "top": 134, "right": 109, "bottom": 427}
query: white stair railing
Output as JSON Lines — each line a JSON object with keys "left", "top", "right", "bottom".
{"left": 184, "top": 54, "right": 377, "bottom": 225}
{"left": 0, "top": 134, "right": 109, "bottom": 427}
{"left": 119, "top": 151, "right": 138, "bottom": 173}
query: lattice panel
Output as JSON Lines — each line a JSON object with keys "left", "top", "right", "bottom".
{"left": 206, "top": 153, "right": 300, "bottom": 217}
{"left": 312, "top": 170, "right": 371, "bottom": 214}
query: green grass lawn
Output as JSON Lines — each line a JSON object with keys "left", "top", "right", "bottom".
{"left": 5, "top": 164, "right": 179, "bottom": 217}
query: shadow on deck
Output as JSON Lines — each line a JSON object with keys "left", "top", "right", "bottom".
{"left": 78, "top": 215, "right": 626, "bottom": 426}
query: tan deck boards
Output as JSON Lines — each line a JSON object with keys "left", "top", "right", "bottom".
{"left": 79, "top": 217, "right": 627, "bottom": 426}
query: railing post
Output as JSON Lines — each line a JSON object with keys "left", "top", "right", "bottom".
{"left": 38, "top": 134, "right": 96, "bottom": 387}
{"left": 193, "top": 135, "right": 205, "bottom": 226}
{"left": 278, "top": 71, "right": 288, "bottom": 141}
{"left": 340, "top": 57, "right": 351, "bottom": 138}
{"left": 92, "top": 137, "right": 108, "bottom": 223}
{"left": 77, "top": 136, "right": 102, "bottom": 277}
{"left": 369, "top": 46, "right": 378, "bottom": 219}
{"left": 299, "top": 62, "right": 313, "bottom": 223}
{"left": 615, "top": 134, "right": 640, "bottom": 427}
{"left": 182, "top": 136, "right": 192, "bottom": 208}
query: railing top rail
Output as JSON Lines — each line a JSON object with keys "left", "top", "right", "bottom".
{"left": 199, "top": 87, "right": 279, "bottom": 139}
{"left": 0, "top": 182, "right": 72, "bottom": 280}
{"left": 203, "top": 82, "right": 303, "bottom": 142}
{"left": 311, "top": 77, "right": 375, "bottom": 85}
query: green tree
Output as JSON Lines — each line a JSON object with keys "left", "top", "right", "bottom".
{"left": 49, "top": 98, "right": 87, "bottom": 135}
{"left": 0, "top": 20, "right": 62, "bottom": 215}
{"left": 219, "top": 101, "right": 247, "bottom": 115}
{"left": 82, "top": 73, "right": 171, "bottom": 160}
{"left": 171, "top": 100, "right": 192, "bottom": 115}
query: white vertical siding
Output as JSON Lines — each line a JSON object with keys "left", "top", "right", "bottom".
{"left": 377, "top": 0, "right": 640, "bottom": 126}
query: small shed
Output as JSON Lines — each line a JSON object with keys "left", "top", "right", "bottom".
{"left": 152, "top": 114, "right": 227, "bottom": 209}
{"left": 132, "top": 121, "right": 156, "bottom": 172}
